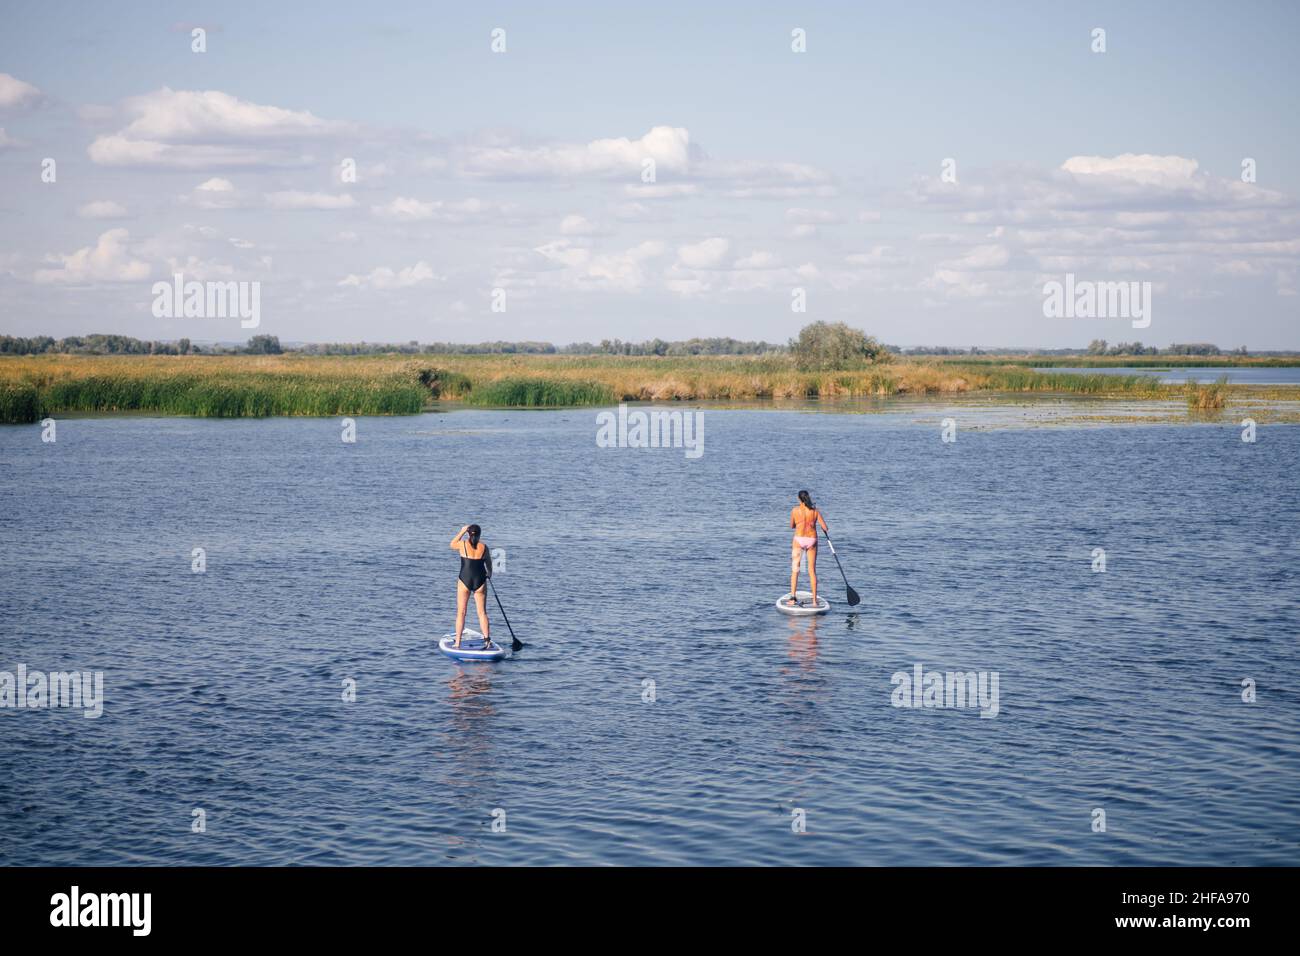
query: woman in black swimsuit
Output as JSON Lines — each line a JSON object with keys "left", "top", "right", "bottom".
{"left": 449, "top": 523, "right": 492, "bottom": 648}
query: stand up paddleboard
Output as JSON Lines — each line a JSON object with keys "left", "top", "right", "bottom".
{"left": 776, "top": 590, "right": 830, "bottom": 616}
{"left": 439, "top": 629, "right": 509, "bottom": 662}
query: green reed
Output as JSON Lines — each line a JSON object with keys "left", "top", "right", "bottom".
{"left": 462, "top": 377, "right": 614, "bottom": 407}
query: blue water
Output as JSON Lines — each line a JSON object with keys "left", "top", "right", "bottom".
{"left": 1036, "top": 366, "right": 1300, "bottom": 385}
{"left": 2, "top": 408, "right": 1298, "bottom": 865}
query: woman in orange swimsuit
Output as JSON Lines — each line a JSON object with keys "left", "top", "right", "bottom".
{"left": 789, "top": 490, "right": 829, "bottom": 605}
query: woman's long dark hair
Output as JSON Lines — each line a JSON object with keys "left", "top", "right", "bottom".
{"left": 467, "top": 524, "right": 481, "bottom": 547}
{"left": 797, "top": 490, "right": 814, "bottom": 509}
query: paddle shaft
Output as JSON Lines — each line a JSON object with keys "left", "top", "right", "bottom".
{"left": 487, "top": 574, "right": 523, "bottom": 651}
{"left": 819, "top": 526, "right": 861, "bottom": 605}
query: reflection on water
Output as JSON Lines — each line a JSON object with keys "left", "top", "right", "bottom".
{"left": 783, "top": 618, "right": 821, "bottom": 671}
{"left": 447, "top": 668, "right": 498, "bottom": 731}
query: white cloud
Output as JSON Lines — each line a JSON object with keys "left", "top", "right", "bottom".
{"left": 613, "top": 202, "right": 656, "bottom": 220}
{"left": 370, "top": 197, "right": 438, "bottom": 221}
{"left": 115, "top": 87, "right": 347, "bottom": 140}
{"left": 1061, "top": 154, "right": 1200, "bottom": 186}
{"left": 265, "top": 191, "right": 356, "bottom": 210}
{"left": 559, "top": 214, "right": 604, "bottom": 236}
{"left": 336, "top": 160, "right": 393, "bottom": 185}
{"left": 461, "top": 125, "right": 690, "bottom": 179}
{"left": 940, "top": 244, "right": 1011, "bottom": 270}
{"left": 786, "top": 208, "right": 840, "bottom": 224}
{"left": 724, "top": 184, "right": 836, "bottom": 200}
{"left": 90, "top": 135, "right": 300, "bottom": 168}
{"left": 676, "top": 237, "right": 730, "bottom": 269}
{"left": 370, "top": 196, "right": 507, "bottom": 222}
{"left": 845, "top": 246, "right": 904, "bottom": 267}
{"left": 921, "top": 270, "right": 993, "bottom": 299}
{"left": 902, "top": 153, "right": 1300, "bottom": 305}
{"left": 34, "top": 229, "right": 151, "bottom": 284}
{"left": 530, "top": 239, "right": 667, "bottom": 292}
{"left": 734, "top": 251, "right": 781, "bottom": 270}
{"left": 181, "top": 178, "right": 244, "bottom": 210}
{"left": 165, "top": 255, "right": 237, "bottom": 280}
{"left": 623, "top": 183, "right": 699, "bottom": 199}
{"left": 0, "top": 73, "right": 44, "bottom": 111}
{"left": 77, "top": 200, "right": 129, "bottom": 220}
{"left": 88, "top": 88, "right": 353, "bottom": 167}
{"left": 339, "top": 261, "right": 439, "bottom": 290}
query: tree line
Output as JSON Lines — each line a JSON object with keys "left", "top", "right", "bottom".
{"left": 1, "top": 333, "right": 782, "bottom": 357}
{"left": 1086, "top": 339, "right": 1247, "bottom": 356}
{"left": 0, "top": 330, "right": 1259, "bottom": 360}
{"left": 1, "top": 334, "right": 197, "bottom": 355}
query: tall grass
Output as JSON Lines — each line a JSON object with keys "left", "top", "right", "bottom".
{"left": 0, "top": 352, "right": 1267, "bottom": 423}
{"left": 1186, "top": 376, "right": 1230, "bottom": 411}
{"left": 0, "top": 355, "right": 435, "bottom": 423}
{"left": 463, "top": 377, "right": 613, "bottom": 407}
{"left": 38, "top": 373, "right": 428, "bottom": 418}
{"left": 0, "top": 382, "right": 40, "bottom": 423}
{"left": 977, "top": 367, "right": 1164, "bottom": 396}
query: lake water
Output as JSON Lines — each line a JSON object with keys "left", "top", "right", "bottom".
{"left": 2, "top": 406, "right": 1298, "bottom": 865}
{"left": 1036, "top": 366, "right": 1300, "bottom": 385}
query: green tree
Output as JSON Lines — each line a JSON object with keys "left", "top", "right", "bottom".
{"left": 246, "top": 335, "right": 282, "bottom": 354}
{"left": 789, "top": 322, "right": 889, "bottom": 371}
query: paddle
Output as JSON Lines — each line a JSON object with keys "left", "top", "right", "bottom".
{"left": 820, "top": 527, "right": 861, "bottom": 607}
{"left": 486, "top": 573, "right": 525, "bottom": 651}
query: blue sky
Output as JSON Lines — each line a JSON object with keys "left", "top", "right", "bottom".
{"left": 2, "top": 0, "right": 1298, "bottom": 347}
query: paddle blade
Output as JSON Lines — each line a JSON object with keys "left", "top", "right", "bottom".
{"left": 846, "top": 586, "right": 861, "bottom": 606}
{"left": 511, "top": 636, "right": 524, "bottom": 652}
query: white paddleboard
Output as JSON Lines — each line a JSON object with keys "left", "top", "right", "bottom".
{"left": 439, "top": 629, "right": 509, "bottom": 662}
{"left": 776, "top": 590, "right": 830, "bottom": 616}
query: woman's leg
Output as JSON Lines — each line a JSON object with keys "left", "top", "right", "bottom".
{"left": 789, "top": 543, "right": 801, "bottom": 598}
{"left": 808, "top": 546, "right": 819, "bottom": 603}
{"left": 454, "top": 581, "right": 469, "bottom": 645}
{"left": 473, "top": 586, "right": 490, "bottom": 641}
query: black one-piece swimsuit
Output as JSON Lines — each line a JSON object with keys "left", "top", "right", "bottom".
{"left": 458, "top": 544, "right": 488, "bottom": 592}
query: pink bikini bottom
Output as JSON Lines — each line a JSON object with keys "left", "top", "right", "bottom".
{"left": 794, "top": 536, "right": 817, "bottom": 550}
